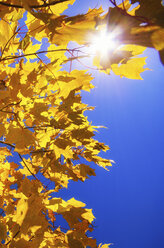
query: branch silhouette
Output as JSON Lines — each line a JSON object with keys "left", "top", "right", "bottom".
{"left": 0, "top": 0, "right": 69, "bottom": 9}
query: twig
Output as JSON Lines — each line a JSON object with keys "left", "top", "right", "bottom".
{"left": 109, "top": 0, "right": 153, "bottom": 25}
{"left": 0, "top": 28, "right": 20, "bottom": 60}
{"left": 35, "top": 54, "right": 57, "bottom": 81}
{"left": 18, "top": 153, "right": 38, "bottom": 180}
{"left": 0, "top": 0, "right": 69, "bottom": 9}
{"left": 24, "top": 124, "right": 53, "bottom": 129}
{"left": 0, "top": 140, "right": 52, "bottom": 155}
{"left": 0, "top": 101, "right": 21, "bottom": 112}
{"left": 0, "top": 141, "right": 15, "bottom": 149}
{"left": 31, "top": 149, "right": 53, "bottom": 154}
{"left": 0, "top": 110, "right": 17, "bottom": 115}
{"left": 0, "top": 48, "right": 83, "bottom": 62}
{"left": 5, "top": 230, "right": 20, "bottom": 246}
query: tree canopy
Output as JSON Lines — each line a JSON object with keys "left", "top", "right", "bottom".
{"left": 0, "top": 0, "right": 163, "bottom": 247}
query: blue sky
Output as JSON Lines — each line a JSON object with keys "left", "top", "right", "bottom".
{"left": 59, "top": 1, "right": 164, "bottom": 247}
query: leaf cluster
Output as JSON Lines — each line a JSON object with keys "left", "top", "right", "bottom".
{"left": 0, "top": 0, "right": 163, "bottom": 247}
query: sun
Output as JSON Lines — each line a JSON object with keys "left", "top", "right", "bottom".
{"left": 88, "top": 28, "right": 119, "bottom": 59}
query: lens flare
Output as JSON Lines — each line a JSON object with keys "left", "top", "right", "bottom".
{"left": 89, "top": 29, "right": 118, "bottom": 59}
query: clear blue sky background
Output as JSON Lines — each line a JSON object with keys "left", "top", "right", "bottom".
{"left": 56, "top": 1, "right": 164, "bottom": 248}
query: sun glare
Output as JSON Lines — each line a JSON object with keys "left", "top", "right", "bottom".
{"left": 89, "top": 29, "right": 118, "bottom": 59}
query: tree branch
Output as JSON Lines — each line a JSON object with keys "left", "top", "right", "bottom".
{"left": 0, "top": 101, "right": 21, "bottom": 112}
{"left": 0, "top": 140, "right": 52, "bottom": 154}
{"left": 0, "top": 110, "right": 17, "bottom": 115}
{"left": 5, "top": 230, "right": 20, "bottom": 246}
{"left": 31, "top": 149, "right": 53, "bottom": 154}
{"left": 18, "top": 153, "right": 38, "bottom": 180}
{"left": 0, "top": 28, "right": 20, "bottom": 60}
{"left": 108, "top": 0, "right": 153, "bottom": 25}
{"left": 0, "top": 141, "right": 15, "bottom": 149}
{"left": 0, "top": 48, "right": 82, "bottom": 62}
{"left": 0, "top": 0, "right": 69, "bottom": 9}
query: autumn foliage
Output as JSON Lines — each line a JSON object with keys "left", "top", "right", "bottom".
{"left": 0, "top": 0, "right": 163, "bottom": 247}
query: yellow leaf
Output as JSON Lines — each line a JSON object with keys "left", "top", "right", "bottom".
{"left": 44, "top": 198, "right": 63, "bottom": 212}
{"left": 6, "top": 126, "right": 36, "bottom": 153}
{"left": 52, "top": 144, "right": 73, "bottom": 160}
{"left": 10, "top": 9, "right": 23, "bottom": 22}
{"left": 81, "top": 208, "right": 95, "bottom": 223}
{"left": 36, "top": 127, "right": 58, "bottom": 148}
{"left": 0, "top": 124, "right": 5, "bottom": 137}
{"left": 26, "top": 12, "right": 45, "bottom": 42}
{"left": 24, "top": 43, "right": 41, "bottom": 57}
{"left": 13, "top": 198, "right": 28, "bottom": 225}
{"left": 151, "top": 28, "right": 164, "bottom": 51}
{"left": 0, "top": 20, "right": 12, "bottom": 48}
{"left": 50, "top": 0, "right": 76, "bottom": 15}
{"left": 19, "top": 158, "right": 36, "bottom": 176}
{"left": 98, "top": 243, "right": 112, "bottom": 248}
{"left": 51, "top": 7, "right": 104, "bottom": 45}
{"left": 67, "top": 198, "right": 86, "bottom": 208}
{"left": 28, "top": 225, "right": 42, "bottom": 233}
{"left": 111, "top": 57, "right": 148, "bottom": 79}
{"left": 118, "top": 44, "right": 146, "bottom": 56}
{"left": 30, "top": 102, "right": 48, "bottom": 123}
{"left": 0, "top": 221, "right": 7, "bottom": 240}
{"left": 118, "top": 0, "right": 140, "bottom": 15}
{"left": 0, "top": 90, "right": 10, "bottom": 100}
{"left": 21, "top": 0, "right": 32, "bottom": 12}
{"left": 93, "top": 55, "right": 111, "bottom": 74}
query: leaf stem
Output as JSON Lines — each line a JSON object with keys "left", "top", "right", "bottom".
{"left": 18, "top": 153, "right": 39, "bottom": 180}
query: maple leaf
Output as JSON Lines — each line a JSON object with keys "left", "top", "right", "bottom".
{"left": 6, "top": 125, "right": 36, "bottom": 153}
{"left": 98, "top": 243, "right": 112, "bottom": 248}
{"left": 131, "top": 0, "right": 164, "bottom": 27}
{"left": 50, "top": 0, "right": 76, "bottom": 15}
{"left": 0, "top": 221, "right": 7, "bottom": 241}
{"left": 0, "top": 20, "right": 12, "bottom": 49}
{"left": 111, "top": 57, "right": 149, "bottom": 80}
{"left": 12, "top": 197, "right": 28, "bottom": 225}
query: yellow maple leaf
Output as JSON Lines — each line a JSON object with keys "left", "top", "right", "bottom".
{"left": 118, "top": 44, "right": 146, "bottom": 56}
{"left": 19, "top": 158, "right": 36, "bottom": 176}
{"left": 0, "top": 124, "right": 5, "bottom": 137}
{"left": 6, "top": 125, "right": 36, "bottom": 153}
{"left": 0, "top": 20, "right": 12, "bottom": 48}
{"left": 50, "top": 0, "right": 76, "bottom": 15}
{"left": 67, "top": 197, "right": 86, "bottom": 208}
{"left": 81, "top": 208, "right": 95, "bottom": 223}
{"left": 36, "top": 127, "right": 58, "bottom": 148}
{"left": 98, "top": 243, "right": 112, "bottom": 248}
{"left": 51, "top": 7, "right": 104, "bottom": 45}
{"left": 13, "top": 197, "right": 28, "bottom": 225}
{"left": 151, "top": 28, "right": 164, "bottom": 51}
{"left": 0, "top": 221, "right": 7, "bottom": 241}
{"left": 111, "top": 57, "right": 149, "bottom": 79}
